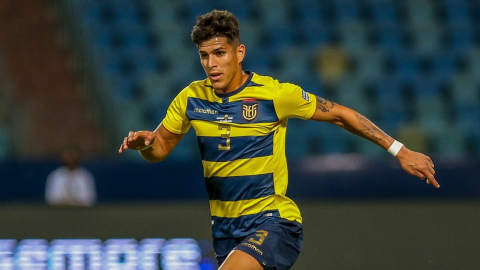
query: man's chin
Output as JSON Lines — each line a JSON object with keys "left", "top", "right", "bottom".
{"left": 212, "top": 82, "right": 225, "bottom": 91}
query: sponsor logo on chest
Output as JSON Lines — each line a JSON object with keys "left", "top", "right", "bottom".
{"left": 194, "top": 108, "right": 218, "bottom": 114}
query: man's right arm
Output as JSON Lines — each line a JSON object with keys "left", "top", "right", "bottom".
{"left": 118, "top": 123, "right": 185, "bottom": 163}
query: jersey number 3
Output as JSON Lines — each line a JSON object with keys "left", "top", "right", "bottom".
{"left": 218, "top": 123, "right": 231, "bottom": 150}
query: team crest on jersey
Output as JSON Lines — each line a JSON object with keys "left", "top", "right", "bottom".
{"left": 242, "top": 100, "right": 258, "bottom": 121}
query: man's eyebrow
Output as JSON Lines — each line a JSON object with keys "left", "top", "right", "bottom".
{"left": 198, "top": 47, "right": 226, "bottom": 54}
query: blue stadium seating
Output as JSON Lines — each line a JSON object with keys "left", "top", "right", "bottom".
{"left": 370, "top": 0, "right": 398, "bottom": 25}
{"left": 68, "top": 0, "right": 480, "bottom": 159}
{"left": 375, "top": 76, "right": 407, "bottom": 129}
{"left": 295, "top": 0, "right": 326, "bottom": 25}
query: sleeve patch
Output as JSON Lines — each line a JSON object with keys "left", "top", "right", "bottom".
{"left": 301, "top": 89, "right": 310, "bottom": 102}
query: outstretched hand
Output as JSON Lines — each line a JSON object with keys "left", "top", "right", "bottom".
{"left": 118, "top": 131, "right": 155, "bottom": 154}
{"left": 396, "top": 147, "right": 440, "bottom": 188}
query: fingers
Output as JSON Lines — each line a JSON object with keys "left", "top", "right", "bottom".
{"left": 118, "top": 135, "right": 130, "bottom": 153}
{"left": 410, "top": 158, "right": 439, "bottom": 189}
{"left": 398, "top": 150, "right": 440, "bottom": 189}
{"left": 144, "top": 132, "right": 154, "bottom": 146}
{"left": 118, "top": 131, "right": 135, "bottom": 154}
{"left": 127, "top": 131, "right": 135, "bottom": 143}
{"left": 425, "top": 174, "right": 440, "bottom": 188}
{"left": 427, "top": 157, "right": 434, "bottom": 168}
{"left": 119, "top": 131, "right": 154, "bottom": 153}
{"left": 423, "top": 158, "right": 439, "bottom": 188}
{"left": 416, "top": 166, "right": 440, "bottom": 189}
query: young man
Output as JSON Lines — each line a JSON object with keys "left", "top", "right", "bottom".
{"left": 119, "top": 10, "right": 439, "bottom": 270}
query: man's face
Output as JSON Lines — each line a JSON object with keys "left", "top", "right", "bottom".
{"left": 198, "top": 36, "right": 245, "bottom": 92}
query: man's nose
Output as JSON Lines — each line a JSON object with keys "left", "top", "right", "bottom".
{"left": 207, "top": 55, "right": 217, "bottom": 68}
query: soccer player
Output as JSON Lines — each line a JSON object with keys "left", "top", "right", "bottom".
{"left": 119, "top": 10, "right": 439, "bottom": 270}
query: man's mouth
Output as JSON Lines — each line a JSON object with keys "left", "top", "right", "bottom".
{"left": 209, "top": 73, "right": 222, "bottom": 81}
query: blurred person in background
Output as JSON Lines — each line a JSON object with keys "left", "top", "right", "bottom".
{"left": 315, "top": 43, "right": 349, "bottom": 88}
{"left": 119, "top": 10, "right": 439, "bottom": 270}
{"left": 45, "top": 145, "right": 97, "bottom": 207}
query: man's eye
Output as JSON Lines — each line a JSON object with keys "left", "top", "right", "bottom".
{"left": 217, "top": 51, "right": 225, "bottom": 56}
{"left": 200, "top": 54, "right": 208, "bottom": 58}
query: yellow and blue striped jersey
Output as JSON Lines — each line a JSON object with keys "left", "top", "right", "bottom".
{"left": 162, "top": 72, "right": 317, "bottom": 238}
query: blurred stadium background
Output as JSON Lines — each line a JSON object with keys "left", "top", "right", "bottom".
{"left": 0, "top": 0, "right": 479, "bottom": 269}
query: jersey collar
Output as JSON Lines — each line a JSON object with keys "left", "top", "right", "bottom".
{"left": 211, "top": 71, "right": 253, "bottom": 99}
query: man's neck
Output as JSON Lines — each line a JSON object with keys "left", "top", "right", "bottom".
{"left": 214, "top": 71, "right": 248, "bottom": 95}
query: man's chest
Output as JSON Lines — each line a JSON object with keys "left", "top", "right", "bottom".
{"left": 185, "top": 97, "right": 278, "bottom": 127}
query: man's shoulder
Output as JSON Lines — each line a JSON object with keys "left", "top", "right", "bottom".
{"left": 186, "top": 78, "right": 211, "bottom": 91}
{"left": 47, "top": 167, "right": 68, "bottom": 181}
{"left": 174, "top": 78, "right": 212, "bottom": 97}
{"left": 251, "top": 73, "right": 299, "bottom": 91}
{"left": 250, "top": 72, "right": 278, "bottom": 89}
{"left": 74, "top": 167, "right": 94, "bottom": 177}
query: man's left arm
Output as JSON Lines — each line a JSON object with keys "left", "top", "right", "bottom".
{"left": 310, "top": 95, "right": 439, "bottom": 188}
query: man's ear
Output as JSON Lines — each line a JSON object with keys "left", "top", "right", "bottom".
{"left": 237, "top": 44, "right": 245, "bottom": 64}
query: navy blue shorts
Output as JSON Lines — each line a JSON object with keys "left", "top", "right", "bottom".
{"left": 213, "top": 218, "right": 303, "bottom": 270}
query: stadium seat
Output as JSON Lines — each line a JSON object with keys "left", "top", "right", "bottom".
{"left": 107, "top": 75, "right": 144, "bottom": 101}
{"left": 295, "top": 0, "right": 326, "bottom": 25}
{"left": 451, "top": 75, "right": 480, "bottom": 132}
{"left": 432, "top": 123, "right": 466, "bottom": 160}
{"left": 152, "top": 22, "right": 190, "bottom": 56}
{"left": 275, "top": 46, "right": 314, "bottom": 82}
{"left": 139, "top": 72, "right": 178, "bottom": 104}
{"left": 432, "top": 51, "right": 458, "bottom": 83}
{"left": 215, "top": 0, "right": 252, "bottom": 21}
{"left": 147, "top": 0, "right": 180, "bottom": 26}
{"left": 444, "top": 0, "right": 471, "bottom": 23}
{"left": 265, "top": 23, "right": 296, "bottom": 52}
{"left": 115, "top": 100, "right": 149, "bottom": 133}
{"left": 318, "top": 124, "right": 350, "bottom": 154}
{"left": 356, "top": 137, "right": 385, "bottom": 158}
{"left": 334, "top": 0, "right": 360, "bottom": 23}
{"left": 350, "top": 48, "right": 385, "bottom": 83}
{"left": 415, "top": 96, "right": 447, "bottom": 134}
{"left": 413, "top": 75, "right": 442, "bottom": 98}
{"left": 451, "top": 74, "right": 478, "bottom": 105}
{"left": 338, "top": 21, "right": 369, "bottom": 55}
{"left": 169, "top": 131, "right": 200, "bottom": 160}
{"left": 127, "top": 48, "right": 161, "bottom": 77}
{"left": 255, "top": 0, "right": 291, "bottom": 27}
{"left": 336, "top": 74, "right": 372, "bottom": 118}
{"left": 240, "top": 21, "right": 266, "bottom": 48}
{"left": 286, "top": 119, "right": 313, "bottom": 157}
{"left": 243, "top": 47, "right": 276, "bottom": 76}
{"left": 448, "top": 20, "right": 474, "bottom": 52}
{"left": 405, "top": 0, "right": 436, "bottom": 27}
{"left": 411, "top": 22, "right": 442, "bottom": 55}
{"left": 370, "top": 0, "right": 398, "bottom": 25}
{"left": 119, "top": 26, "right": 153, "bottom": 53}
{"left": 296, "top": 74, "right": 324, "bottom": 97}
{"left": 182, "top": 0, "right": 214, "bottom": 22}
{"left": 389, "top": 49, "right": 419, "bottom": 83}
{"left": 375, "top": 22, "right": 406, "bottom": 54}
{"left": 110, "top": 0, "right": 144, "bottom": 28}
{"left": 464, "top": 48, "right": 480, "bottom": 81}
{"left": 375, "top": 76, "right": 407, "bottom": 129}
{"left": 300, "top": 19, "right": 332, "bottom": 48}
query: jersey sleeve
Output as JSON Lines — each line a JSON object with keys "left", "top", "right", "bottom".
{"left": 161, "top": 89, "right": 191, "bottom": 134}
{"left": 273, "top": 82, "right": 317, "bottom": 120}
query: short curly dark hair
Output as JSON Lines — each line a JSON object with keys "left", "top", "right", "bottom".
{"left": 191, "top": 10, "right": 241, "bottom": 47}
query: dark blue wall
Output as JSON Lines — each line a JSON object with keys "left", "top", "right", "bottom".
{"left": 0, "top": 156, "right": 478, "bottom": 202}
